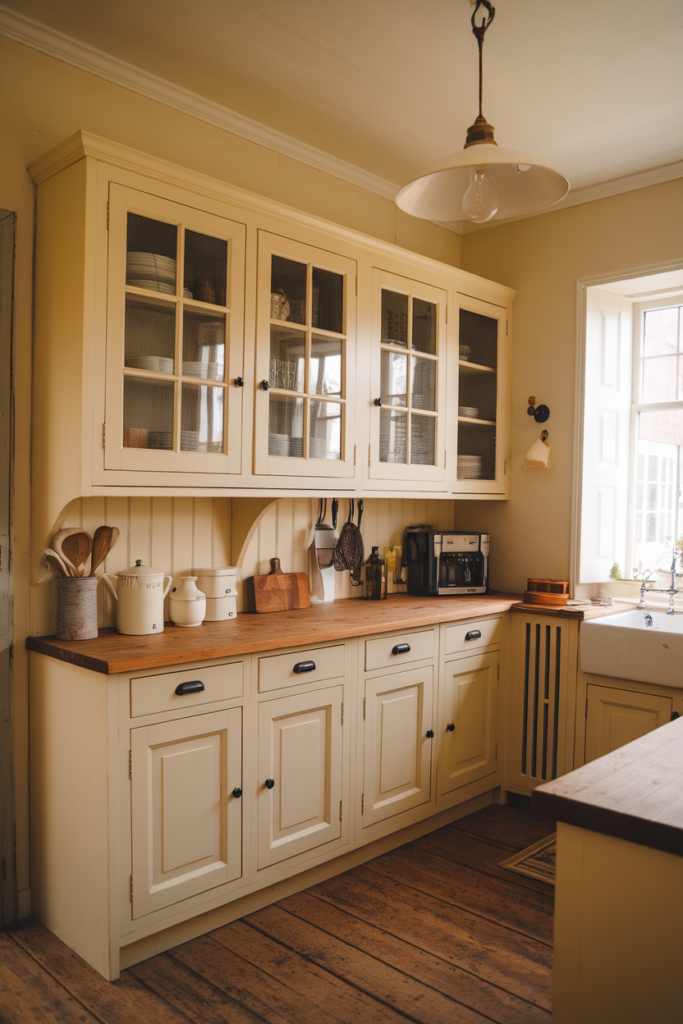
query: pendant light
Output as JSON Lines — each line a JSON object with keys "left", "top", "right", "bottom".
{"left": 395, "top": 1, "right": 569, "bottom": 225}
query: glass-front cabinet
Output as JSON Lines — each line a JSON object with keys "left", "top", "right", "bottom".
{"left": 368, "top": 270, "right": 448, "bottom": 486}
{"left": 254, "top": 233, "right": 356, "bottom": 480}
{"left": 455, "top": 295, "right": 509, "bottom": 495}
{"left": 104, "top": 184, "right": 246, "bottom": 475}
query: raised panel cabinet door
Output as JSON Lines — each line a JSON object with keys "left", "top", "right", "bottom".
{"left": 105, "top": 183, "right": 246, "bottom": 478}
{"left": 363, "top": 666, "right": 434, "bottom": 826}
{"left": 130, "top": 708, "right": 242, "bottom": 918}
{"left": 438, "top": 652, "right": 498, "bottom": 800}
{"left": 258, "top": 685, "right": 344, "bottom": 868}
{"left": 585, "top": 684, "right": 672, "bottom": 764}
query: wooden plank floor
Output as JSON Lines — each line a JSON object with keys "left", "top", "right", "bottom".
{"left": 0, "top": 796, "right": 555, "bottom": 1024}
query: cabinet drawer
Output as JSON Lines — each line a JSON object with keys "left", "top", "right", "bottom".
{"left": 444, "top": 617, "right": 502, "bottom": 655}
{"left": 258, "top": 645, "right": 345, "bottom": 693}
{"left": 131, "top": 663, "right": 243, "bottom": 717}
{"left": 365, "top": 629, "right": 435, "bottom": 672}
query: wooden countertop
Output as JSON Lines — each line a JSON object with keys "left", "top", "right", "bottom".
{"left": 533, "top": 716, "right": 683, "bottom": 858}
{"left": 26, "top": 592, "right": 521, "bottom": 675}
{"left": 510, "top": 599, "right": 633, "bottom": 620}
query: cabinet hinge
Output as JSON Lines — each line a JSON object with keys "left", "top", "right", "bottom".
{"left": 102, "top": 423, "right": 106, "bottom": 449}
{"left": 497, "top": 664, "right": 500, "bottom": 681}
{"left": 129, "top": 875, "right": 133, "bottom": 902}
{"left": 361, "top": 794, "right": 364, "bottom": 815}
{"left": 495, "top": 742, "right": 498, "bottom": 761}
{"left": 368, "top": 445, "right": 371, "bottom": 468}
{"left": 106, "top": 202, "right": 110, "bottom": 231}
{"left": 585, "top": 698, "right": 589, "bottom": 718}
{"left": 363, "top": 697, "right": 366, "bottom": 719}
{"left": 339, "top": 800, "right": 343, "bottom": 821}
{"left": 506, "top": 319, "right": 508, "bottom": 336}
{"left": 129, "top": 750, "right": 132, "bottom": 779}
{"left": 341, "top": 701, "right": 344, "bottom": 726}
{"left": 353, "top": 445, "right": 356, "bottom": 466}
{"left": 504, "top": 460, "right": 507, "bottom": 475}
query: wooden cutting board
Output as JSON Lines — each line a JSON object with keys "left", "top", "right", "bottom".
{"left": 245, "top": 557, "right": 311, "bottom": 613}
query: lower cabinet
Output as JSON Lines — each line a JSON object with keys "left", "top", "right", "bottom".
{"left": 585, "top": 683, "right": 672, "bottom": 763}
{"left": 438, "top": 651, "right": 499, "bottom": 801}
{"left": 257, "top": 685, "right": 345, "bottom": 867}
{"left": 362, "top": 666, "right": 434, "bottom": 827}
{"left": 130, "top": 707, "right": 243, "bottom": 918}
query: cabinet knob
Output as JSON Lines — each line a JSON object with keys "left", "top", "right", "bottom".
{"left": 392, "top": 643, "right": 411, "bottom": 655}
{"left": 265, "top": 778, "right": 275, "bottom": 789}
{"left": 426, "top": 729, "right": 434, "bottom": 738}
{"left": 234, "top": 376, "right": 244, "bottom": 387}
{"left": 293, "top": 660, "right": 316, "bottom": 674}
{"left": 175, "top": 680, "right": 205, "bottom": 695}
{"left": 672, "top": 712, "right": 680, "bottom": 721}
{"left": 446, "top": 723, "right": 455, "bottom": 732}
{"left": 232, "top": 787, "right": 242, "bottom": 798}
{"left": 261, "top": 380, "right": 270, "bottom": 391}
{"left": 374, "top": 397, "right": 382, "bottom": 407}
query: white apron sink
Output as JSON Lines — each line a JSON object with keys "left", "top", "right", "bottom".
{"left": 580, "top": 609, "right": 683, "bottom": 688}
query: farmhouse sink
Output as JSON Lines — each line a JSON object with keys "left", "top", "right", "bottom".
{"left": 581, "top": 609, "right": 683, "bottom": 688}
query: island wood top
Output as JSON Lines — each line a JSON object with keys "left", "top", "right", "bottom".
{"left": 533, "top": 716, "right": 683, "bottom": 858}
{"left": 26, "top": 592, "right": 522, "bottom": 675}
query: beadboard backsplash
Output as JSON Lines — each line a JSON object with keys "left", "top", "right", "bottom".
{"left": 32, "top": 495, "right": 455, "bottom": 635}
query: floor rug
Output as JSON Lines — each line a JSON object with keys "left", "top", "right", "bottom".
{"left": 500, "top": 833, "right": 556, "bottom": 885}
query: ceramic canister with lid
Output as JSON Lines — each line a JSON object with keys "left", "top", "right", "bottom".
{"left": 169, "top": 576, "right": 206, "bottom": 627}
{"left": 195, "top": 566, "right": 239, "bottom": 621}
{"left": 102, "top": 559, "right": 172, "bottom": 635}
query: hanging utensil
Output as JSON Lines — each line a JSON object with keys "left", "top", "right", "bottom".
{"left": 331, "top": 497, "right": 338, "bottom": 530}
{"left": 41, "top": 548, "right": 70, "bottom": 577}
{"left": 61, "top": 531, "right": 92, "bottom": 577}
{"left": 90, "top": 525, "right": 120, "bottom": 576}
{"left": 348, "top": 499, "right": 365, "bottom": 586}
{"left": 333, "top": 499, "right": 354, "bottom": 571}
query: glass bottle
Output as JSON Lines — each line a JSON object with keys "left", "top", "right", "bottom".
{"left": 365, "top": 546, "right": 386, "bottom": 601}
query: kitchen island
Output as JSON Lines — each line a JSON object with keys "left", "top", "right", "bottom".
{"left": 534, "top": 715, "right": 683, "bottom": 1024}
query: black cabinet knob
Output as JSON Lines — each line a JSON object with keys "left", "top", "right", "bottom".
{"left": 446, "top": 723, "right": 455, "bottom": 732}
{"left": 426, "top": 729, "right": 434, "bottom": 738}
{"left": 265, "top": 779, "right": 275, "bottom": 789}
{"left": 392, "top": 643, "right": 411, "bottom": 655}
{"left": 235, "top": 376, "right": 244, "bottom": 387}
{"left": 175, "top": 680, "right": 205, "bottom": 695}
{"left": 232, "top": 787, "right": 242, "bottom": 798}
{"left": 374, "top": 397, "right": 382, "bottom": 407}
{"left": 293, "top": 660, "right": 316, "bottom": 673}
{"left": 261, "top": 380, "right": 270, "bottom": 391}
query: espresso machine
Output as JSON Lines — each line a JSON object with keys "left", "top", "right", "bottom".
{"left": 404, "top": 529, "right": 489, "bottom": 596}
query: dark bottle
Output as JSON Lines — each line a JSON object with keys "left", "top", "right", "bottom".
{"left": 365, "top": 546, "right": 386, "bottom": 601}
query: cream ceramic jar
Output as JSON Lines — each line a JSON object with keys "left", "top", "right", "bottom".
{"left": 169, "top": 577, "right": 206, "bottom": 628}
{"left": 102, "top": 560, "right": 172, "bottom": 635}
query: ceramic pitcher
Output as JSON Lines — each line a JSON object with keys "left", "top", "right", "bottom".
{"left": 102, "top": 559, "right": 172, "bottom": 635}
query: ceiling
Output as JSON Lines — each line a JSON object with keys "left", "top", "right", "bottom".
{"left": 3, "top": 0, "right": 683, "bottom": 229}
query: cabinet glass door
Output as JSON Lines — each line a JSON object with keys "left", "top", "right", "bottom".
{"left": 456, "top": 297, "right": 508, "bottom": 493}
{"left": 105, "top": 184, "right": 245, "bottom": 476}
{"left": 369, "top": 270, "right": 447, "bottom": 485}
{"left": 254, "top": 233, "right": 356, "bottom": 480}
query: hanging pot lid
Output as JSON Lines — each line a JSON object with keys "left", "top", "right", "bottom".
{"left": 116, "top": 559, "right": 165, "bottom": 578}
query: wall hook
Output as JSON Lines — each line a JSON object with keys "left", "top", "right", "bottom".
{"left": 540, "top": 430, "right": 548, "bottom": 442}
{"left": 527, "top": 396, "right": 550, "bottom": 423}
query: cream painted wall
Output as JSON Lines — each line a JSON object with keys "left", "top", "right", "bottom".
{"left": 0, "top": 33, "right": 461, "bottom": 903}
{"left": 457, "top": 180, "right": 683, "bottom": 595}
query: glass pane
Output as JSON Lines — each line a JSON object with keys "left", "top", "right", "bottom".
{"left": 643, "top": 307, "right": 678, "bottom": 357}
{"left": 309, "top": 399, "right": 341, "bottom": 460}
{"left": 642, "top": 356, "right": 678, "bottom": 403}
{"left": 123, "top": 376, "right": 174, "bottom": 449}
{"left": 412, "top": 298, "right": 437, "bottom": 355}
{"left": 125, "top": 298, "right": 175, "bottom": 372}
{"left": 410, "top": 414, "right": 436, "bottom": 465}
{"left": 126, "top": 214, "right": 176, "bottom": 294}
{"left": 458, "top": 364, "right": 497, "bottom": 422}
{"left": 271, "top": 255, "right": 306, "bottom": 325}
{"left": 184, "top": 230, "right": 227, "bottom": 306}
{"left": 411, "top": 356, "right": 436, "bottom": 411}
{"left": 310, "top": 335, "right": 342, "bottom": 397}
{"left": 381, "top": 350, "right": 407, "bottom": 406}
{"left": 379, "top": 408, "right": 407, "bottom": 464}
{"left": 634, "top": 409, "right": 683, "bottom": 576}
{"left": 459, "top": 309, "right": 497, "bottom": 370}
{"left": 381, "top": 290, "right": 408, "bottom": 346}
{"left": 457, "top": 423, "right": 496, "bottom": 480}
{"left": 268, "top": 394, "right": 305, "bottom": 457}
{"left": 312, "top": 267, "right": 343, "bottom": 334}
{"left": 182, "top": 310, "right": 225, "bottom": 381}
{"left": 181, "top": 383, "right": 224, "bottom": 452}
{"left": 270, "top": 326, "right": 305, "bottom": 391}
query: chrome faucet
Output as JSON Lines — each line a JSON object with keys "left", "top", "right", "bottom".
{"left": 636, "top": 551, "right": 681, "bottom": 615}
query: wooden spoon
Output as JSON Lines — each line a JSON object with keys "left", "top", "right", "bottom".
{"left": 53, "top": 528, "right": 89, "bottom": 575}
{"left": 90, "top": 525, "right": 120, "bottom": 575}
{"left": 61, "top": 531, "right": 92, "bottom": 577}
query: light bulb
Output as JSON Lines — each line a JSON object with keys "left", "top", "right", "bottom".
{"left": 462, "top": 167, "right": 498, "bottom": 223}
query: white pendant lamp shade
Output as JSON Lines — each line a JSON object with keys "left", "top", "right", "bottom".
{"left": 395, "top": 143, "right": 570, "bottom": 224}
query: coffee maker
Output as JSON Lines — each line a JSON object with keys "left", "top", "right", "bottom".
{"left": 404, "top": 529, "right": 489, "bottom": 596}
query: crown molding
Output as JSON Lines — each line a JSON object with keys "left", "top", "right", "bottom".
{"left": 0, "top": 3, "right": 398, "bottom": 203}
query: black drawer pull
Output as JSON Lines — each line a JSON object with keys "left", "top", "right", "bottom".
{"left": 426, "top": 729, "right": 434, "bottom": 738}
{"left": 446, "top": 723, "right": 455, "bottom": 732}
{"left": 175, "top": 680, "right": 205, "bottom": 696}
{"left": 293, "top": 660, "right": 316, "bottom": 674}
{"left": 465, "top": 630, "right": 482, "bottom": 641}
{"left": 265, "top": 779, "right": 275, "bottom": 789}
{"left": 392, "top": 643, "right": 411, "bottom": 655}
{"left": 232, "top": 787, "right": 242, "bottom": 798}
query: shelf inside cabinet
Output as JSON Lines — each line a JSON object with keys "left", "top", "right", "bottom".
{"left": 459, "top": 360, "right": 495, "bottom": 374}
{"left": 458, "top": 416, "right": 497, "bottom": 425}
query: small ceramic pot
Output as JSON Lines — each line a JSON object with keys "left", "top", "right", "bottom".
{"left": 169, "top": 576, "right": 206, "bottom": 627}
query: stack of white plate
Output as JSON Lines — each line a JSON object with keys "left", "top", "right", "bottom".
{"left": 126, "top": 356, "right": 174, "bottom": 373}
{"left": 309, "top": 437, "right": 328, "bottom": 459}
{"left": 459, "top": 406, "right": 480, "bottom": 419}
{"left": 182, "top": 361, "right": 221, "bottom": 380}
{"left": 180, "top": 430, "right": 200, "bottom": 451}
{"left": 148, "top": 431, "right": 173, "bottom": 450}
{"left": 458, "top": 455, "right": 483, "bottom": 479}
{"left": 268, "top": 433, "right": 290, "bottom": 456}
{"left": 411, "top": 437, "right": 435, "bottom": 465}
{"left": 127, "top": 252, "right": 176, "bottom": 294}
{"left": 289, "top": 437, "right": 304, "bottom": 458}
{"left": 198, "top": 440, "right": 223, "bottom": 453}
